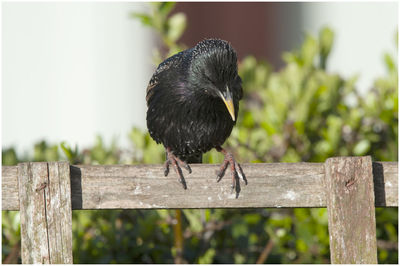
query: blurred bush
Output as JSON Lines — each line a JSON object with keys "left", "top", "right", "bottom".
{"left": 2, "top": 2, "right": 398, "bottom": 264}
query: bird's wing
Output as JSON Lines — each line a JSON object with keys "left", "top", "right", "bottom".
{"left": 146, "top": 51, "right": 186, "bottom": 105}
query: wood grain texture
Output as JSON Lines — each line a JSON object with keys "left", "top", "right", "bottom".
{"left": 17, "top": 162, "right": 73, "bottom": 264}
{"left": 46, "top": 162, "right": 73, "bottom": 264}
{"left": 70, "top": 163, "right": 325, "bottom": 209}
{"left": 3, "top": 161, "right": 398, "bottom": 210}
{"left": 325, "top": 156, "right": 377, "bottom": 264}
{"left": 18, "top": 162, "right": 50, "bottom": 264}
{"left": 2, "top": 166, "right": 19, "bottom": 210}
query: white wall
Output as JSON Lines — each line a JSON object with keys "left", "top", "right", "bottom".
{"left": 2, "top": 2, "right": 153, "bottom": 154}
{"left": 300, "top": 2, "right": 398, "bottom": 93}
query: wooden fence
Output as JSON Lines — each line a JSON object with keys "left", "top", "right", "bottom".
{"left": 2, "top": 156, "right": 398, "bottom": 264}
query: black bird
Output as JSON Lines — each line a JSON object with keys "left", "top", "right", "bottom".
{"left": 146, "top": 39, "right": 247, "bottom": 194}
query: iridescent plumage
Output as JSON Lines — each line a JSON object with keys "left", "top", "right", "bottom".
{"left": 146, "top": 39, "right": 247, "bottom": 195}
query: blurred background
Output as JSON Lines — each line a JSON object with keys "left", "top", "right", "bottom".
{"left": 2, "top": 1, "right": 398, "bottom": 264}
{"left": 2, "top": 2, "right": 397, "bottom": 153}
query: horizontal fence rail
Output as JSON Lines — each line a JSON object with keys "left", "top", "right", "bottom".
{"left": 2, "top": 161, "right": 398, "bottom": 210}
{"left": 1, "top": 157, "right": 398, "bottom": 264}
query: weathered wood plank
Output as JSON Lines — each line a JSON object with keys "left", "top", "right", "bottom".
{"left": 18, "top": 162, "right": 50, "bottom": 264}
{"left": 3, "top": 162, "right": 397, "bottom": 210}
{"left": 71, "top": 163, "right": 325, "bottom": 209}
{"left": 17, "top": 162, "right": 73, "bottom": 264}
{"left": 2, "top": 166, "right": 19, "bottom": 210}
{"left": 47, "top": 162, "right": 73, "bottom": 264}
{"left": 324, "top": 156, "right": 377, "bottom": 264}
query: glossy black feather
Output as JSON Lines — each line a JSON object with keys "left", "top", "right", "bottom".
{"left": 146, "top": 39, "right": 242, "bottom": 162}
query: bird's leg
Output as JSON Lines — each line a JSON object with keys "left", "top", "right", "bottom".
{"left": 164, "top": 147, "right": 191, "bottom": 189}
{"left": 215, "top": 146, "right": 247, "bottom": 197}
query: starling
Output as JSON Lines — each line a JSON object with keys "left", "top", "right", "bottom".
{"left": 146, "top": 39, "right": 247, "bottom": 194}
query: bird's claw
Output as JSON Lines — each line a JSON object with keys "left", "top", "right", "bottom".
{"left": 164, "top": 160, "right": 170, "bottom": 176}
{"left": 235, "top": 162, "right": 247, "bottom": 185}
{"left": 216, "top": 159, "right": 228, "bottom": 182}
{"left": 181, "top": 162, "right": 192, "bottom": 174}
{"left": 164, "top": 148, "right": 191, "bottom": 189}
{"left": 215, "top": 147, "right": 247, "bottom": 197}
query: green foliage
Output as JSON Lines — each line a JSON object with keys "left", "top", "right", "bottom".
{"left": 2, "top": 148, "right": 18, "bottom": 166}
{"left": 71, "top": 210, "right": 174, "bottom": 263}
{"left": 132, "top": 2, "right": 187, "bottom": 63}
{"left": 2, "top": 211, "right": 21, "bottom": 263}
{"left": 129, "top": 127, "right": 164, "bottom": 164}
{"left": 2, "top": 3, "right": 398, "bottom": 264}
{"left": 223, "top": 28, "right": 398, "bottom": 165}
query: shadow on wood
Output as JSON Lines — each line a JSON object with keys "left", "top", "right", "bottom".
{"left": 70, "top": 166, "right": 83, "bottom": 210}
{"left": 372, "top": 162, "right": 386, "bottom": 206}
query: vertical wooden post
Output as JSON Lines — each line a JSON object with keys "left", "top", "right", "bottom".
{"left": 18, "top": 162, "right": 50, "bottom": 264}
{"left": 324, "top": 156, "right": 377, "bottom": 264}
{"left": 18, "top": 162, "right": 73, "bottom": 264}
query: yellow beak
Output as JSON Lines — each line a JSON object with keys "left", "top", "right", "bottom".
{"left": 219, "top": 91, "right": 235, "bottom": 121}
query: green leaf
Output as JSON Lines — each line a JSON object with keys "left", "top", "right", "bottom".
{"left": 167, "top": 12, "right": 186, "bottom": 42}
{"left": 301, "top": 34, "right": 318, "bottom": 67}
{"left": 296, "top": 239, "right": 309, "bottom": 252}
{"left": 131, "top": 13, "right": 153, "bottom": 27}
{"left": 384, "top": 52, "right": 396, "bottom": 72}
{"left": 353, "top": 139, "right": 371, "bottom": 155}
{"left": 232, "top": 222, "right": 248, "bottom": 238}
{"left": 158, "top": 2, "right": 176, "bottom": 18}
{"left": 234, "top": 253, "right": 246, "bottom": 264}
{"left": 198, "top": 248, "right": 216, "bottom": 264}
{"left": 319, "top": 27, "right": 334, "bottom": 57}
{"left": 60, "top": 141, "right": 73, "bottom": 159}
{"left": 2, "top": 148, "right": 18, "bottom": 165}
{"left": 182, "top": 210, "right": 203, "bottom": 233}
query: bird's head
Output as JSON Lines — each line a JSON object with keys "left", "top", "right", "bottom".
{"left": 189, "top": 39, "right": 242, "bottom": 121}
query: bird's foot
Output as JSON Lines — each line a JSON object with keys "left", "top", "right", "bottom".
{"left": 215, "top": 146, "right": 247, "bottom": 198}
{"left": 164, "top": 148, "right": 191, "bottom": 189}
